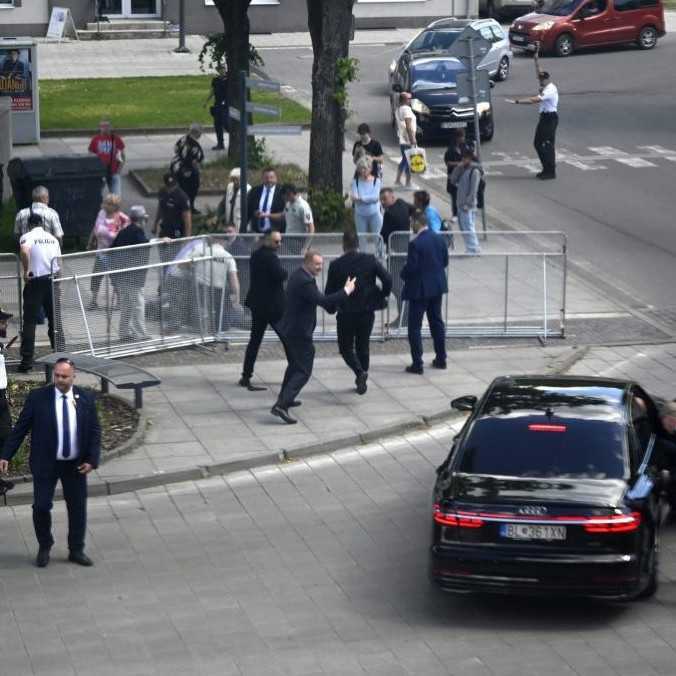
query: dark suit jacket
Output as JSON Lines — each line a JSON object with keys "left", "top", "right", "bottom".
{"left": 324, "top": 251, "right": 392, "bottom": 314}
{"left": 401, "top": 228, "right": 449, "bottom": 301}
{"left": 278, "top": 267, "right": 346, "bottom": 340}
{"left": 1, "top": 386, "right": 101, "bottom": 478}
{"left": 245, "top": 244, "right": 288, "bottom": 322}
{"left": 246, "top": 184, "right": 286, "bottom": 233}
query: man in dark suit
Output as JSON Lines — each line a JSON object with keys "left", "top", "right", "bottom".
{"left": 246, "top": 167, "right": 286, "bottom": 233}
{"left": 240, "top": 230, "right": 288, "bottom": 390}
{"left": 0, "top": 357, "right": 101, "bottom": 568}
{"left": 325, "top": 231, "right": 392, "bottom": 395}
{"left": 401, "top": 211, "right": 449, "bottom": 375}
{"left": 272, "top": 250, "right": 356, "bottom": 424}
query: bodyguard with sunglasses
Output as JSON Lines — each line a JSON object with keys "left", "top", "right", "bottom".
{"left": 0, "top": 358, "right": 101, "bottom": 568}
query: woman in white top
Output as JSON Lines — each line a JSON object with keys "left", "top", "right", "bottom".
{"left": 394, "top": 92, "right": 418, "bottom": 188}
{"left": 351, "top": 159, "right": 383, "bottom": 235}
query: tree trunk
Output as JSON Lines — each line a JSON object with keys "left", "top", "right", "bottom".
{"left": 307, "top": 0, "right": 355, "bottom": 194}
{"left": 212, "top": 0, "right": 252, "bottom": 164}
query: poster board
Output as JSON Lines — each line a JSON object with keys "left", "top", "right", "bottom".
{"left": 0, "top": 46, "right": 33, "bottom": 112}
{"left": 46, "top": 7, "right": 79, "bottom": 41}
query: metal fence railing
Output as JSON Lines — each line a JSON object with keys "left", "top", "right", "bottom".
{"left": 47, "top": 229, "right": 566, "bottom": 359}
{"left": 0, "top": 254, "right": 23, "bottom": 333}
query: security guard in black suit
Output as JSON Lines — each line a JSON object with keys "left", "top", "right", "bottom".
{"left": 271, "top": 250, "right": 356, "bottom": 424}
{"left": 207, "top": 64, "right": 229, "bottom": 151}
{"left": 325, "top": 231, "right": 392, "bottom": 395}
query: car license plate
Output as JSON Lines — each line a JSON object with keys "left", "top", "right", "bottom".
{"left": 441, "top": 122, "right": 466, "bottom": 129}
{"left": 500, "top": 523, "right": 566, "bottom": 541}
{"left": 511, "top": 35, "right": 526, "bottom": 44}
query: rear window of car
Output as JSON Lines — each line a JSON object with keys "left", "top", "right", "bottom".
{"left": 458, "top": 417, "right": 627, "bottom": 479}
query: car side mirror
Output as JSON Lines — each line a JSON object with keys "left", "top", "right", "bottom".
{"left": 451, "top": 395, "right": 477, "bottom": 412}
{"left": 392, "top": 83, "right": 402, "bottom": 93}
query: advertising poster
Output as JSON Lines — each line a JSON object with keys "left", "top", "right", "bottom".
{"left": 0, "top": 47, "right": 33, "bottom": 112}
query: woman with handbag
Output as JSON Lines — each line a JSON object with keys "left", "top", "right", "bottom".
{"left": 351, "top": 159, "right": 383, "bottom": 234}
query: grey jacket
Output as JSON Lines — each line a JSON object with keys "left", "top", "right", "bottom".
{"left": 450, "top": 162, "right": 481, "bottom": 210}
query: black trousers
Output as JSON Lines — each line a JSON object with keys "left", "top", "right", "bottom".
{"left": 534, "top": 112, "right": 558, "bottom": 176}
{"left": 33, "top": 461, "right": 87, "bottom": 552}
{"left": 0, "top": 393, "right": 11, "bottom": 444}
{"left": 337, "top": 311, "right": 375, "bottom": 377}
{"left": 277, "top": 337, "right": 314, "bottom": 409}
{"left": 21, "top": 277, "right": 60, "bottom": 367}
{"left": 211, "top": 104, "right": 229, "bottom": 149}
{"left": 408, "top": 295, "right": 446, "bottom": 369}
{"left": 447, "top": 183, "right": 458, "bottom": 217}
{"left": 242, "top": 311, "right": 284, "bottom": 379}
{"left": 177, "top": 171, "right": 200, "bottom": 211}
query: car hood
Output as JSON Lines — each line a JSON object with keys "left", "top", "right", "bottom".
{"left": 411, "top": 88, "right": 462, "bottom": 106}
{"left": 449, "top": 473, "right": 628, "bottom": 507}
{"left": 512, "top": 12, "right": 562, "bottom": 30}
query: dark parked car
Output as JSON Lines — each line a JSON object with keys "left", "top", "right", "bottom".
{"left": 390, "top": 54, "right": 495, "bottom": 143}
{"left": 430, "top": 376, "right": 670, "bottom": 600}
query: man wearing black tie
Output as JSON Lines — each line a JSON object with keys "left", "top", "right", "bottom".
{"left": 246, "top": 167, "right": 286, "bottom": 233}
{"left": 0, "top": 358, "right": 101, "bottom": 568}
{"left": 272, "top": 250, "right": 356, "bottom": 424}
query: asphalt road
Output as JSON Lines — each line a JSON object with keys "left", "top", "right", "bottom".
{"left": 260, "top": 34, "right": 676, "bottom": 316}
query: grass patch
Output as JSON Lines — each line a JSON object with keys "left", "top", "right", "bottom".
{"left": 40, "top": 76, "right": 310, "bottom": 131}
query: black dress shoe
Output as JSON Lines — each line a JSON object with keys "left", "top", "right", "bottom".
{"left": 536, "top": 172, "right": 556, "bottom": 180}
{"left": 238, "top": 377, "right": 267, "bottom": 391}
{"left": 356, "top": 372, "right": 368, "bottom": 395}
{"left": 431, "top": 359, "right": 447, "bottom": 370}
{"left": 271, "top": 405, "right": 297, "bottom": 425}
{"left": 35, "top": 547, "right": 50, "bottom": 568}
{"left": 405, "top": 365, "right": 424, "bottom": 375}
{"left": 288, "top": 400, "right": 302, "bottom": 408}
{"left": 68, "top": 550, "right": 93, "bottom": 567}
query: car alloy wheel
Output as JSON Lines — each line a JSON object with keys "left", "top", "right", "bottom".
{"left": 555, "top": 33, "right": 574, "bottom": 57}
{"left": 496, "top": 56, "right": 510, "bottom": 82}
{"left": 638, "top": 26, "right": 658, "bottom": 50}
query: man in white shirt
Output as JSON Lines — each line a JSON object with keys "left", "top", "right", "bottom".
{"left": 14, "top": 186, "right": 64, "bottom": 242}
{"left": 394, "top": 92, "right": 418, "bottom": 188}
{"left": 18, "top": 213, "right": 63, "bottom": 372}
{"left": 511, "top": 71, "right": 559, "bottom": 180}
{"left": 283, "top": 184, "right": 315, "bottom": 256}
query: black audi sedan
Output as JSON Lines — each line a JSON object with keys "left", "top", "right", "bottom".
{"left": 430, "top": 376, "right": 670, "bottom": 600}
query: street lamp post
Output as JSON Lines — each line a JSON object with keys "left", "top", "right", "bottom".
{"left": 174, "top": 0, "right": 190, "bottom": 53}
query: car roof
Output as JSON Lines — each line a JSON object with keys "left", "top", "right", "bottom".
{"left": 425, "top": 17, "right": 495, "bottom": 30}
{"left": 477, "top": 375, "right": 632, "bottom": 421}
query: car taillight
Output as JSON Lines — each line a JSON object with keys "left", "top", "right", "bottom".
{"left": 583, "top": 512, "right": 641, "bottom": 534}
{"left": 433, "top": 503, "right": 484, "bottom": 528}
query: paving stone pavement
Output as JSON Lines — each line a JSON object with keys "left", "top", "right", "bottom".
{"left": 4, "top": 412, "right": 676, "bottom": 675}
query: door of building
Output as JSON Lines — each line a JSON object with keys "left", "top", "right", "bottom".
{"left": 98, "top": 0, "right": 160, "bottom": 18}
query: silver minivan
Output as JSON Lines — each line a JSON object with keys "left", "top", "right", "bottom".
{"left": 389, "top": 18, "right": 513, "bottom": 82}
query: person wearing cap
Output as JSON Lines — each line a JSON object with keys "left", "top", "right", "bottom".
{"left": 510, "top": 71, "right": 559, "bottom": 180}
{"left": 154, "top": 173, "right": 192, "bottom": 240}
{"left": 111, "top": 206, "right": 151, "bottom": 342}
{"left": 18, "top": 213, "right": 63, "bottom": 373}
{"left": 206, "top": 63, "right": 229, "bottom": 151}
{"left": 216, "top": 167, "right": 250, "bottom": 232}
{"left": 171, "top": 123, "right": 205, "bottom": 214}
{"left": 14, "top": 186, "right": 64, "bottom": 243}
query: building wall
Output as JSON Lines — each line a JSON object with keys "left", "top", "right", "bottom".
{"left": 354, "top": 0, "right": 478, "bottom": 27}
{"left": 0, "top": 1, "right": 49, "bottom": 37}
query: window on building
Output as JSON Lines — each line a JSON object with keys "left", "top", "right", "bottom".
{"left": 0, "top": 1, "right": 16, "bottom": 6}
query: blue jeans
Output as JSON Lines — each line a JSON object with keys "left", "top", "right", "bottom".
{"left": 407, "top": 295, "right": 446, "bottom": 369}
{"left": 354, "top": 208, "right": 383, "bottom": 234}
{"left": 398, "top": 144, "right": 411, "bottom": 178}
{"left": 458, "top": 208, "right": 480, "bottom": 254}
{"left": 103, "top": 173, "right": 122, "bottom": 197}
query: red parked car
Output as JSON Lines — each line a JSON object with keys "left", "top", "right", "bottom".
{"left": 509, "top": 0, "right": 665, "bottom": 56}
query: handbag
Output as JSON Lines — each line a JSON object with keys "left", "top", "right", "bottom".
{"left": 405, "top": 147, "right": 428, "bottom": 175}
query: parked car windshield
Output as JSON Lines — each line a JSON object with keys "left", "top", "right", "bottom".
{"left": 408, "top": 29, "right": 462, "bottom": 52}
{"left": 411, "top": 61, "right": 461, "bottom": 90}
{"left": 458, "top": 416, "right": 627, "bottom": 479}
{"left": 536, "top": 0, "right": 584, "bottom": 14}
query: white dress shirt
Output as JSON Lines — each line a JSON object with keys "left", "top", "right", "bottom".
{"left": 19, "top": 227, "right": 62, "bottom": 277}
{"left": 257, "top": 184, "right": 276, "bottom": 232}
{"left": 55, "top": 387, "right": 79, "bottom": 460}
{"left": 538, "top": 83, "right": 559, "bottom": 113}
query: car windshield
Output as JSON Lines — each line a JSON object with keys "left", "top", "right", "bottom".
{"left": 411, "top": 62, "right": 460, "bottom": 90}
{"left": 409, "top": 29, "right": 462, "bottom": 52}
{"left": 536, "top": 0, "right": 584, "bottom": 14}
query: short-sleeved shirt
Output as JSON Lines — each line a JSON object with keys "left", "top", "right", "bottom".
{"left": 396, "top": 105, "right": 417, "bottom": 145}
{"left": 538, "top": 83, "right": 559, "bottom": 113}
{"left": 171, "top": 135, "right": 204, "bottom": 176}
{"left": 88, "top": 133, "right": 126, "bottom": 175}
{"left": 352, "top": 138, "right": 384, "bottom": 177}
{"left": 157, "top": 187, "right": 190, "bottom": 238}
{"left": 14, "top": 202, "right": 64, "bottom": 239}
{"left": 20, "top": 227, "right": 61, "bottom": 277}
{"left": 284, "top": 196, "right": 314, "bottom": 234}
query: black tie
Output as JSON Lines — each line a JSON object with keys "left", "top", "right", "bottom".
{"left": 228, "top": 189, "right": 237, "bottom": 226}
{"left": 62, "top": 394, "right": 71, "bottom": 459}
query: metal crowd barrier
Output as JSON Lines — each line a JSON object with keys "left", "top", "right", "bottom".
{"left": 0, "top": 253, "right": 23, "bottom": 333}
{"left": 48, "top": 229, "right": 566, "bottom": 359}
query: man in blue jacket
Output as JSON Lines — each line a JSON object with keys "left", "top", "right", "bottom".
{"left": 0, "top": 357, "right": 101, "bottom": 568}
{"left": 401, "top": 212, "right": 449, "bottom": 374}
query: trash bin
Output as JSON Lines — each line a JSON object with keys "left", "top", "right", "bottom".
{"left": 7, "top": 155, "right": 106, "bottom": 239}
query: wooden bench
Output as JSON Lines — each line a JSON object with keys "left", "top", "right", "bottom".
{"left": 36, "top": 352, "right": 161, "bottom": 409}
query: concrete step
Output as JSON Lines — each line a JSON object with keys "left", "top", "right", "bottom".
{"left": 79, "top": 27, "right": 178, "bottom": 40}
{"left": 85, "top": 20, "right": 169, "bottom": 31}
